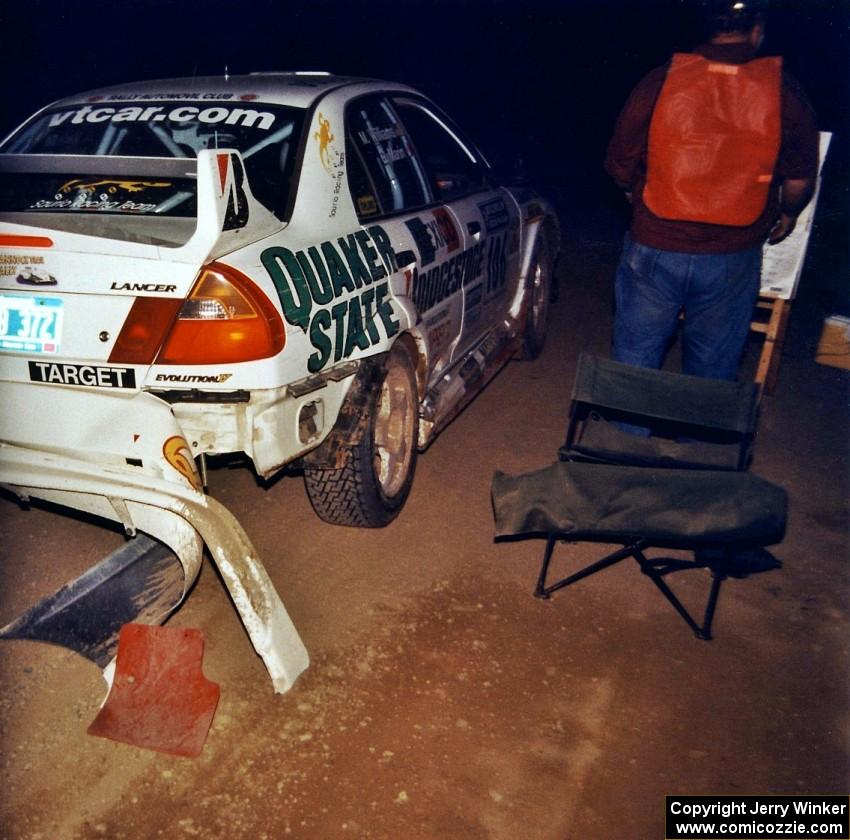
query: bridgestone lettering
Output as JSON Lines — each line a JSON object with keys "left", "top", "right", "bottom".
{"left": 410, "top": 242, "right": 486, "bottom": 312}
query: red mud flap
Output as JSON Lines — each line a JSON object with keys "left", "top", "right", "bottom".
{"left": 87, "top": 624, "right": 220, "bottom": 758}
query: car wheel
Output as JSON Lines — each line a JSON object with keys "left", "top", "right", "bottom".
{"left": 304, "top": 344, "right": 419, "bottom": 527}
{"left": 521, "top": 236, "right": 552, "bottom": 360}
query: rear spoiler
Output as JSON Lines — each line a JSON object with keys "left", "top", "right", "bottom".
{"left": 189, "top": 148, "right": 282, "bottom": 259}
{"left": 0, "top": 150, "right": 281, "bottom": 261}
{"left": 0, "top": 153, "right": 198, "bottom": 179}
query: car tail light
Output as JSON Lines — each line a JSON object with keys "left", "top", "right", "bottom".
{"left": 155, "top": 262, "right": 285, "bottom": 365}
{"left": 109, "top": 298, "right": 183, "bottom": 364}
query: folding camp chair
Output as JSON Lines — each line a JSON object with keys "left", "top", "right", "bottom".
{"left": 492, "top": 355, "right": 785, "bottom": 640}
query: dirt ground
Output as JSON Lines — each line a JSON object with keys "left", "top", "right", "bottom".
{"left": 1, "top": 235, "right": 848, "bottom": 840}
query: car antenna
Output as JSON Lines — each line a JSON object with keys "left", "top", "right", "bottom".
{"left": 224, "top": 64, "right": 230, "bottom": 82}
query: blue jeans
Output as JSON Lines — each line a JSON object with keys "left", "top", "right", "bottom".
{"left": 613, "top": 235, "right": 762, "bottom": 381}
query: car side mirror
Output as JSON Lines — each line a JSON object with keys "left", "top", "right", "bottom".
{"left": 490, "top": 153, "right": 530, "bottom": 187}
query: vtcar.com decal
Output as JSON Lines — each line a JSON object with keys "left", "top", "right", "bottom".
{"left": 48, "top": 105, "right": 277, "bottom": 130}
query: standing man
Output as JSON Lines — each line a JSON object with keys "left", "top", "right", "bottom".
{"left": 605, "top": 0, "right": 818, "bottom": 380}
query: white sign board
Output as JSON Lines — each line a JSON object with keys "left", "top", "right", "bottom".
{"left": 760, "top": 131, "right": 832, "bottom": 301}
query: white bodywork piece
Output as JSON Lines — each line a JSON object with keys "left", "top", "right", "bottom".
{"left": 0, "top": 384, "right": 309, "bottom": 693}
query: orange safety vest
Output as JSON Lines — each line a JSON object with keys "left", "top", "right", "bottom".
{"left": 643, "top": 53, "right": 782, "bottom": 227}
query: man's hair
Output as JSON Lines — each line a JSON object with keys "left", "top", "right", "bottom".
{"left": 701, "top": 0, "right": 767, "bottom": 36}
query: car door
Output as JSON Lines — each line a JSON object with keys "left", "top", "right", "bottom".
{"left": 388, "top": 96, "right": 521, "bottom": 362}
{"left": 344, "top": 95, "right": 466, "bottom": 386}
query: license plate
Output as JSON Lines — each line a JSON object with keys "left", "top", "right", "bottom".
{"left": 0, "top": 294, "right": 63, "bottom": 354}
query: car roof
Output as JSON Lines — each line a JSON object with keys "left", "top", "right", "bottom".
{"left": 50, "top": 73, "right": 417, "bottom": 110}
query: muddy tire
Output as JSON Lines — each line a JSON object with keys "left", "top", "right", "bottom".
{"left": 521, "top": 236, "right": 553, "bottom": 360}
{"left": 304, "top": 344, "right": 419, "bottom": 527}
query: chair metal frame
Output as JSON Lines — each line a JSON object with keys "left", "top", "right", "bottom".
{"left": 534, "top": 535, "right": 727, "bottom": 641}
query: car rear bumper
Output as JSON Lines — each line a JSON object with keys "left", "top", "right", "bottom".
{"left": 0, "top": 384, "right": 308, "bottom": 693}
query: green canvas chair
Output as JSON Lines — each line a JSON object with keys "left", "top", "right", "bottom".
{"left": 492, "top": 355, "right": 785, "bottom": 640}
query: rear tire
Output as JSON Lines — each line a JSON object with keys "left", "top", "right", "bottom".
{"left": 304, "top": 344, "right": 419, "bottom": 527}
{"left": 521, "top": 236, "right": 552, "bottom": 360}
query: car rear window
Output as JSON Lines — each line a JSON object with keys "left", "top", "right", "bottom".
{"left": 0, "top": 172, "right": 199, "bottom": 217}
{"left": 0, "top": 101, "right": 305, "bottom": 219}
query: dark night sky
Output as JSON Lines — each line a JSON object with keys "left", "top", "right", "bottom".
{"left": 1, "top": 0, "right": 848, "bottom": 260}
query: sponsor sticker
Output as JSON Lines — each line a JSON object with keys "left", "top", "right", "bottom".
{"left": 357, "top": 194, "right": 379, "bottom": 217}
{"left": 261, "top": 224, "right": 400, "bottom": 374}
{"left": 405, "top": 210, "right": 461, "bottom": 267}
{"left": 1, "top": 254, "right": 54, "bottom": 282}
{"left": 425, "top": 306, "right": 453, "bottom": 356}
{"left": 162, "top": 435, "right": 203, "bottom": 492}
{"left": 313, "top": 113, "right": 345, "bottom": 217}
{"left": 314, "top": 112, "right": 336, "bottom": 173}
{"left": 409, "top": 240, "right": 486, "bottom": 314}
{"left": 104, "top": 92, "right": 235, "bottom": 101}
{"left": 46, "top": 104, "right": 276, "bottom": 131}
{"left": 479, "top": 197, "right": 510, "bottom": 232}
{"left": 58, "top": 178, "right": 172, "bottom": 195}
{"left": 28, "top": 360, "right": 136, "bottom": 388}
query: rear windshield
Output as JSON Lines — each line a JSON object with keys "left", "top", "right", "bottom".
{"left": 0, "top": 172, "right": 199, "bottom": 217}
{"left": 0, "top": 101, "right": 305, "bottom": 219}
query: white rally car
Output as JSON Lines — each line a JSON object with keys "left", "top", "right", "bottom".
{"left": 0, "top": 73, "right": 559, "bottom": 690}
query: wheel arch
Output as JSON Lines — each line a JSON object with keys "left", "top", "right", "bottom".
{"left": 542, "top": 214, "right": 561, "bottom": 263}
{"left": 299, "top": 334, "right": 424, "bottom": 473}
{"left": 392, "top": 331, "right": 427, "bottom": 401}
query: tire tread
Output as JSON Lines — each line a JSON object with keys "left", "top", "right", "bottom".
{"left": 304, "top": 445, "right": 375, "bottom": 527}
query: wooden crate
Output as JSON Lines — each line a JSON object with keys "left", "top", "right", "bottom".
{"left": 816, "top": 315, "right": 850, "bottom": 371}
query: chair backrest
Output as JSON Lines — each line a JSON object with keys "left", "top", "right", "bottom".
{"left": 561, "top": 354, "right": 760, "bottom": 471}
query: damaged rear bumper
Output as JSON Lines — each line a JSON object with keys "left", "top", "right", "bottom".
{"left": 0, "top": 385, "right": 308, "bottom": 694}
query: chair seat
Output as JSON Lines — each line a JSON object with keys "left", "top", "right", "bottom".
{"left": 492, "top": 460, "right": 787, "bottom": 547}
{"left": 561, "top": 414, "right": 744, "bottom": 470}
